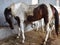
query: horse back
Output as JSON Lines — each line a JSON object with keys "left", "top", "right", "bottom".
{"left": 25, "top": 5, "right": 38, "bottom": 16}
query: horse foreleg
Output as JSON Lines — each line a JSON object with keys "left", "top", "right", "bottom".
{"left": 20, "top": 21, "right": 25, "bottom": 43}
{"left": 17, "top": 27, "right": 20, "bottom": 38}
{"left": 15, "top": 17, "right": 21, "bottom": 38}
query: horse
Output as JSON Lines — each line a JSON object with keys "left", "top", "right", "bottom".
{"left": 4, "top": 2, "right": 39, "bottom": 43}
{"left": 26, "top": 4, "right": 59, "bottom": 45}
{"left": 4, "top": 2, "right": 59, "bottom": 45}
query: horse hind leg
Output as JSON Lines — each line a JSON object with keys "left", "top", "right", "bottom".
{"left": 41, "top": 18, "right": 45, "bottom": 32}
{"left": 43, "top": 17, "right": 54, "bottom": 45}
{"left": 43, "top": 17, "right": 51, "bottom": 45}
{"left": 43, "top": 23, "right": 51, "bottom": 45}
{"left": 43, "top": 17, "right": 53, "bottom": 45}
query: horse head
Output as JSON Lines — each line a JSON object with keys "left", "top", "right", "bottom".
{"left": 4, "top": 7, "right": 14, "bottom": 29}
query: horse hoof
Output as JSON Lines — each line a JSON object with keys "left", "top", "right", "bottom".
{"left": 17, "top": 36, "right": 19, "bottom": 38}
{"left": 22, "top": 40, "right": 24, "bottom": 44}
{"left": 43, "top": 42, "right": 46, "bottom": 45}
{"left": 41, "top": 43, "right": 44, "bottom": 45}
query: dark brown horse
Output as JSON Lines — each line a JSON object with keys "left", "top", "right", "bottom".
{"left": 4, "top": 3, "right": 59, "bottom": 45}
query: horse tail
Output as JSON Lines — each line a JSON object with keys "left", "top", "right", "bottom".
{"left": 54, "top": 8, "right": 59, "bottom": 36}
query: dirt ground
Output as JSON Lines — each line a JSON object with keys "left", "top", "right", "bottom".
{"left": 0, "top": 27, "right": 60, "bottom": 45}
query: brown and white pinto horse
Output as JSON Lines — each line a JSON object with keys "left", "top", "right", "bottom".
{"left": 27, "top": 4, "right": 59, "bottom": 44}
{"left": 4, "top": 2, "right": 59, "bottom": 45}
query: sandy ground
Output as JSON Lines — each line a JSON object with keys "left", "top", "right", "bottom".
{"left": 0, "top": 27, "right": 60, "bottom": 45}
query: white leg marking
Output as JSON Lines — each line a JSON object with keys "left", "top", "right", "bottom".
{"left": 41, "top": 19, "right": 45, "bottom": 32}
{"left": 44, "top": 23, "right": 50, "bottom": 45}
{"left": 17, "top": 27, "right": 20, "bottom": 38}
{"left": 20, "top": 21, "right": 25, "bottom": 43}
{"left": 36, "top": 21, "right": 39, "bottom": 31}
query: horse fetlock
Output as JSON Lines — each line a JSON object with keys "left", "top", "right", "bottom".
{"left": 22, "top": 36, "right": 25, "bottom": 43}
{"left": 18, "top": 33, "right": 20, "bottom": 36}
{"left": 23, "top": 34, "right": 25, "bottom": 40}
{"left": 17, "top": 36, "right": 19, "bottom": 38}
{"left": 22, "top": 33, "right": 25, "bottom": 40}
{"left": 17, "top": 32, "right": 20, "bottom": 38}
{"left": 22, "top": 40, "right": 25, "bottom": 43}
{"left": 43, "top": 41, "right": 47, "bottom": 45}
{"left": 36, "top": 28, "right": 38, "bottom": 31}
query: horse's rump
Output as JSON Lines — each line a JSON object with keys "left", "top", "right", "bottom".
{"left": 25, "top": 5, "right": 38, "bottom": 16}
